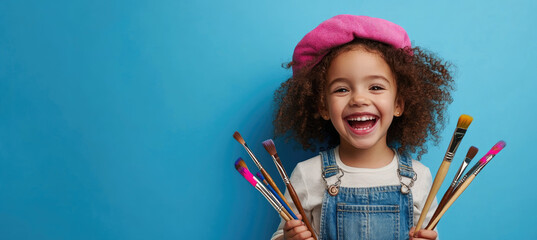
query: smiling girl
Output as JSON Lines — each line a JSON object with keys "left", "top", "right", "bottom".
{"left": 271, "top": 15, "right": 454, "bottom": 240}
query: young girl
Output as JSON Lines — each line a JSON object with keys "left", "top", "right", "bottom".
{"left": 270, "top": 15, "right": 454, "bottom": 240}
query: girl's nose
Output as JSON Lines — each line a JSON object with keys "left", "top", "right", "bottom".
{"left": 349, "top": 92, "right": 371, "bottom": 107}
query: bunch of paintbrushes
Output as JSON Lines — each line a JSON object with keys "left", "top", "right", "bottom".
{"left": 233, "top": 131, "right": 317, "bottom": 240}
{"left": 425, "top": 140, "right": 506, "bottom": 229}
{"left": 234, "top": 157, "right": 294, "bottom": 221}
{"left": 414, "top": 114, "right": 507, "bottom": 234}
{"left": 414, "top": 114, "right": 474, "bottom": 233}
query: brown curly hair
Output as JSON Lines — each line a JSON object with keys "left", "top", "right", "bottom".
{"left": 273, "top": 38, "right": 455, "bottom": 158}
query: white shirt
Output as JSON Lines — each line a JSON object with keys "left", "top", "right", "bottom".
{"left": 271, "top": 147, "right": 438, "bottom": 240}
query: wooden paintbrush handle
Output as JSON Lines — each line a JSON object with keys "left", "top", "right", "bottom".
{"left": 281, "top": 205, "right": 293, "bottom": 221}
{"left": 279, "top": 209, "right": 291, "bottom": 221}
{"left": 429, "top": 185, "right": 454, "bottom": 227}
{"left": 415, "top": 161, "right": 451, "bottom": 233}
{"left": 287, "top": 183, "right": 317, "bottom": 240}
{"left": 426, "top": 175, "right": 475, "bottom": 230}
{"left": 261, "top": 169, "right": 296, "bottom": 216}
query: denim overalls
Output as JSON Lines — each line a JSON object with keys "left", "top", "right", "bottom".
{"left": 319, "top": 148, "right": 416, "bottom": 240}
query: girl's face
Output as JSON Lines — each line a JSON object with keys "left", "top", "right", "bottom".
{"left": 320, "top": 47, "right": 403, "bottom": 152}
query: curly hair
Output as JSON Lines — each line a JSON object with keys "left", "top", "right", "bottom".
{"left": 273, "top": 38, "right": 455, "bottom": 158}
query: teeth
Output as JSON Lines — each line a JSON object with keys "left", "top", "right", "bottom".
{"left": 348, "top": 116, "right": 376, "bottom": 121}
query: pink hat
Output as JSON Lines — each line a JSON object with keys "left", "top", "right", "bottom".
{"left": 292, "top": 14, "right": 411, "bottom": 74}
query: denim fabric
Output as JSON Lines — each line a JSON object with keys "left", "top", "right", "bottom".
{"left": 319, "top": 148, "right": 414, "bottom": 240}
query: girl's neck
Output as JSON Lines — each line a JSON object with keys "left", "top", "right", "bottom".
{"left": 338, "top": 142, "right": 394, "bottom": 168}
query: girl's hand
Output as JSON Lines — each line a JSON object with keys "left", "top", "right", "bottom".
{"left": 283, "top": 214, "right": 314, "bottom": 240}
{"left": 409, "top": 227, "right": 438, "bottom": 240}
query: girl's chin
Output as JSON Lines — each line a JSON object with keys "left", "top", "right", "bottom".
{"left": 344, "top": 140, "right": 379, "bottom": 150}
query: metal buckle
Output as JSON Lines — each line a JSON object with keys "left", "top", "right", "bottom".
{"left": 397, "top": 168, "right": 417, "bottom": 194}
{"left": 322, "top": 168, "right": 344, "bottom": 196}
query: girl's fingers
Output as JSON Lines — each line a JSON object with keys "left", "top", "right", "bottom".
{"left": 288, "top": 231, "right": 313, "bottom": 240}
{"left": 286, "top": 225, "right": 309, "bottom": 238}
{"left": 284, "top": 214, "right": 305, "bottom": 231}
{"left": 297, "top": 230, "right": 312, "bottom": 239}
{"left": 283, "top": 219, "right": 303, "bottom": 231}
{"left": 415, "top": 229, "right": 437, "bottom": 239}
{"left": 291, "top": 227, "right": 311, "bottom": 239}
{"left": 285, "top": 214, "right": 312, "bottom": 240}
{"left": 409, "top": 227, "right": 437, "bottom": 240}
{"left": 409, "top": 227, "right": 416, "bottom": 239}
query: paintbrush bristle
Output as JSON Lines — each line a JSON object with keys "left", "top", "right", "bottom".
{"left": 493, "top": 140, "right": 507, "bottom": 151}
{"left": 466, "top": 146, "right": 479, "bottom": 160}
{"left": 236, "top": 166, "right": 257, "bottom": 187}
{"left": 233, "top": 131, "right": 246, "bottom": 145}
{"left": 456, "top": 114, "right": 473, "bottom": 129}
{"left": 262, "top": 139, "right": 277, "bottom": 156}
{"left": 478, "top": 140, "right": 506, "bottom": 164}
{"left": 234, "top": 157, "right": 248, "bottom": 170}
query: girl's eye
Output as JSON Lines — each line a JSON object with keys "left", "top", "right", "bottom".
{"left": 334, "top": 88, "right": 349, "bottom": 93}
{"left": 370, "top": 85, "right": 385, "bottom": 91}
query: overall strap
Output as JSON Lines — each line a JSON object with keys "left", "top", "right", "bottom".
{"left": 320, "top": 148, "right": 343, "bottom": 196}
{"left": 397, "top": 152, "right": 415, "bottom": 178}
{"left": 397, "top": 151, "right": 417, "bottom": 194}
{"left": 320, "top": 148, "right": 338, "bottom": 178}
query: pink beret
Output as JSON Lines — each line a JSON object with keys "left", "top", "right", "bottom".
{"left": 292, "top": 14, "right": 411, "bottom": 74}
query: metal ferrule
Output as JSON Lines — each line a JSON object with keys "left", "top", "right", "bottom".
{"left": 456, "top": 175, "right": 467, "bottom": 189}
{"left": 474, "top": 154, "right": 495, "bottom": 175}
{"left": 451, "top": 159, "right": 470, "bottom": 187}
{"left": 256, "top": 183, "right": 283, "bottom": 212}
{"left": 458, "top": 153, "right": 495, "bottom": 185}
{"left": 243, "top": 144, "right": 263, "bottom": 170}
{"left": 272, "top": 156, "right": 291, "bottom": 185}
{"left": 444, "top": 128, "right": 467, "bottom": 162}
{"left": 457, "top": 164, "right": 477, "bottom": 188}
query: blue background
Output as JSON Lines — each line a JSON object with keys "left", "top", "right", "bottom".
{"left": 1, "top": 0, "right": 536, "bottom": 239}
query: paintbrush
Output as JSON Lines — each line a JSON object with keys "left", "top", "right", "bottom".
{"left": 262, "top": 139, "right": 317, "bottom": 239}
{"left": 256, "top": 172, "right": 297, "bottom": 220}
{"left": 235, "top": 158, "right": 291, "bottom": 221}
{"left": 454, "top": 141, "right": 505, "bottom": 191}
{"left": 426, "top": 140, "right": 506, "bottom": 229}
{"left": 414, "top": 114, "right": 473, "bottom": 234}
{"left": 233, "top": 132, "right": 296, "bottom": 216}
{"left": 428, "top": 146, "right": 478, "bottom": 227}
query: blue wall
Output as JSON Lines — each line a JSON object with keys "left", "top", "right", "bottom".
{"left": 1, "top": 0, "right": 536, "bottom": 239}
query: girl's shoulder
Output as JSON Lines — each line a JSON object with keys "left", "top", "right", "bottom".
{"left": 295, "top": 154, "right": 323, "bottom": 172}
{"left": 410, "top": 159, "right": 434, "bottom": 186}
{"left": 288, "top": 154, "right": 325, "bottom": 192}
{"left": 410, "top": 159, "right": 431, "bottom": 175}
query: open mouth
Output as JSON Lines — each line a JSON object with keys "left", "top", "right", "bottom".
{"left": 346, "top": 115, "right": 378, "bottom": 131}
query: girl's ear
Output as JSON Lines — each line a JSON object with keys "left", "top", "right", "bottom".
{"left": 319, "top": 98, "right": 330, "bottom": 120}
{"left": 394, "top": 97, "right": 404, "bottom": 117}
{"left": 320, "top": 110, "right": 330, "bottom": 120}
